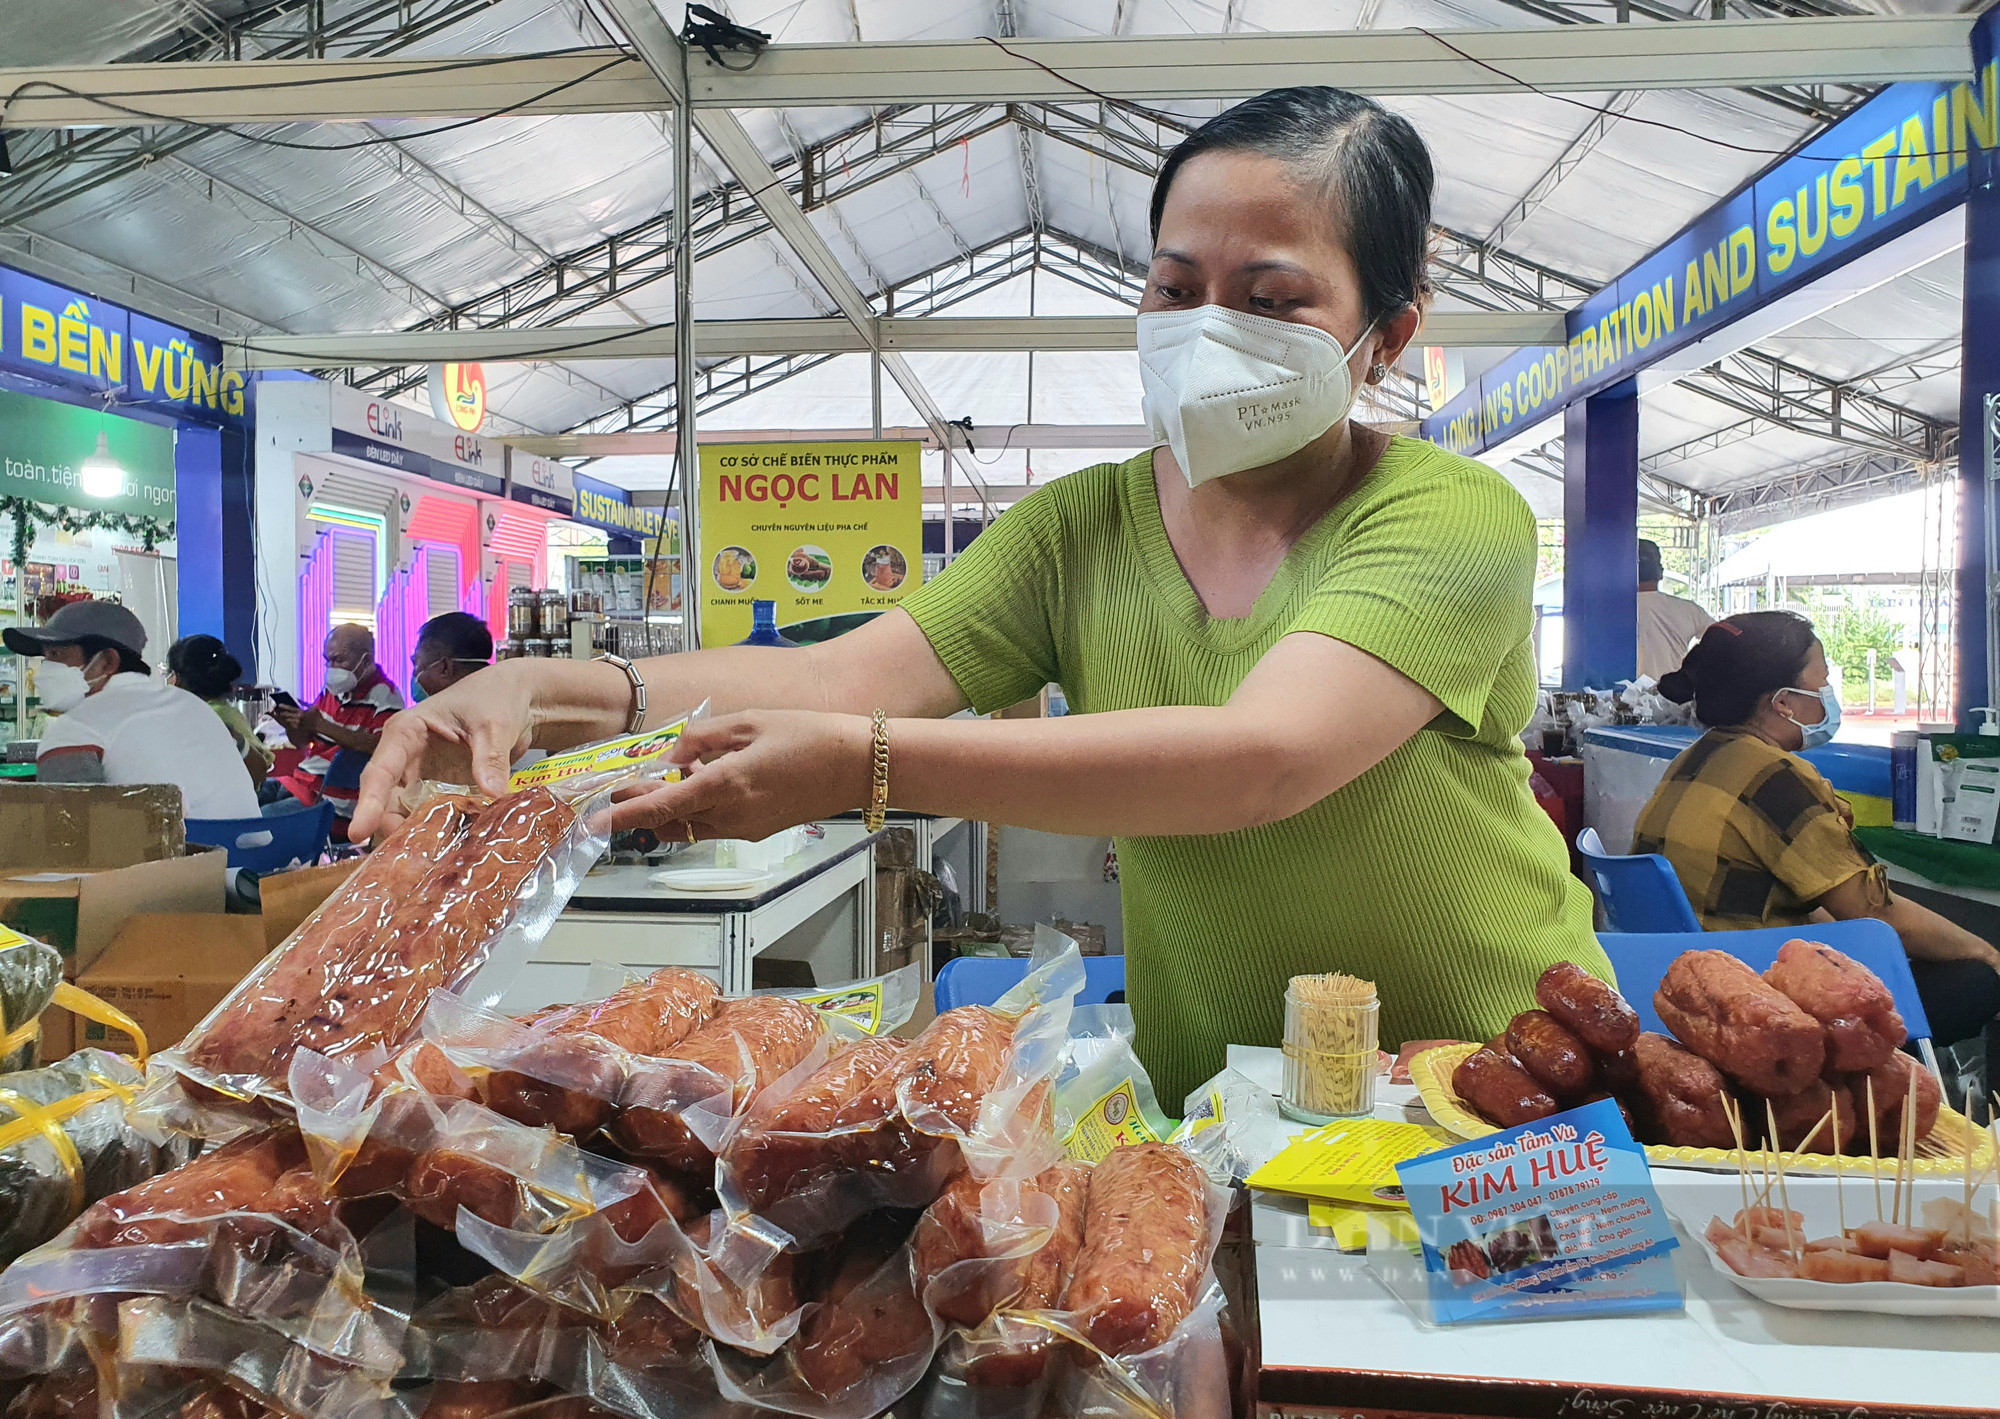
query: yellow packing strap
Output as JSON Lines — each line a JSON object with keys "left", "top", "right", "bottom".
{"left": 0, "top": 1013, "right": 37, "bottom": 1062}
{"left": 0, "top": 983, "right": 150, "bottom": 1069}
{"left": 0, "top": 1087, "right": 96, "bottom": 1216}
{"left": 50, "top": 982, "right": 149, "bottom": 1065}
{"left": 0, "top": 1065, "right": 138, "bottom": 1216}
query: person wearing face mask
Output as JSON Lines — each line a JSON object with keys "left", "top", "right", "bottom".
{"left": 1636, "top": 610, "right": 2000, "bottom": 1052}
{"left": 4, "top": 601, "right": 259, "bottom": 820}
{"left": 409, "top": 613, "right": 492, "bottom": 703}
{"left": 166, "top": 634, "right": 273, "bottom": 787}
{"left": 351, "top": 87, "right": 1608, "bottom": 1103}
{"left": 269, "top": 623, "right": 403, "bottom": 840}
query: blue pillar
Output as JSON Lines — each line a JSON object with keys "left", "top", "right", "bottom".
{"left": 174, "top": 425, "right": 224, "bottom": 641}
{"left": 218, "top": 426, "right": 257, "bottom": 673}
{"left": 1958, "top": 9, "right": 2000, "bottom": 726}
{"left": 172, "top": 424, "right": 258, "bottom": 673}
{"left": 1562, "top": 378, "right": 1639, "bottom": 688}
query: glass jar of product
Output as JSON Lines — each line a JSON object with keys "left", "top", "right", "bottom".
{"left": 508, "top": 588, "right": 539, "bottom": 639}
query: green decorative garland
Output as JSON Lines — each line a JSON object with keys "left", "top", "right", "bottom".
{"left": 1, "top": 497, "right": 175, "bottom": 572}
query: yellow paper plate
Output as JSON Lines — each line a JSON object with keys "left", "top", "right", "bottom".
{"left": 1407, "top": 1042, "right": 1995, "bottom": 1178}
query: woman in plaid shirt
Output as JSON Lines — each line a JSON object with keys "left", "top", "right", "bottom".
{"left": 1634, "top": 609, "right": 2000, "bottom": 1053}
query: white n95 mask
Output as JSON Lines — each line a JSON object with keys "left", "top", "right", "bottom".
{"left": 35, "top": 660, "right": 91, "bottom": 714}
{"left": 1139, "top": 304, "right": 1374, "bottom": 489}
{"left": 322, "top": 667, "right": 358, "bottom": 696}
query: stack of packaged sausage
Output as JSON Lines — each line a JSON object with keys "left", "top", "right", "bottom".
{"left": 0, "top": 746, "right": 1260, "bottom": 1419}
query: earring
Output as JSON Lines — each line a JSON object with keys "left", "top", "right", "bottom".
{"left": 1369, "top": 362, "right": 1388, "bottom": 384}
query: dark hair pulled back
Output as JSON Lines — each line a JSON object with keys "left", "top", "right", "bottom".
{"left": 1657, "top": 611, "right": 1818, "bottom": 727}
{"left": 166, "top": 633, "right": 240, "bottom": 700}
{"left": 1148, "top": 86, "right": 1435, "bottom": 325}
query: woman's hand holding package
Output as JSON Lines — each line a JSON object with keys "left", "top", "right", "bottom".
{"left": 609, "top": 710, "right": 874, "bottom": 842}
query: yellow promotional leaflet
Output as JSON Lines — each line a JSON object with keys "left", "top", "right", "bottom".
{"left": 698, "top": 441, "right": 922, "bottom": 644}
{"left": 1246, "top": 1117, "right": 1453, "bottom": 1209}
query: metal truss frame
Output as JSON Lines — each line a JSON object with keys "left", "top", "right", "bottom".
{"left": 347, "top": 101, "right": 1016, "bottom": 401}
{"left": 1674, "top": 346, "right": 1957, "bottom": 464}
{"left": 0, "top": 0, "right": 512, "bottom": 229}
{"left": 571, "top": 229, "right": 1045, "bottom": 439}
{"left": 1480, "top": 0, "right": 1874, "bottom": 120}
{"left": 1510, "top": 438, "right": 1706, "bottom": 520}
{"left": 1701, "top": 447, "right": 1942, "bottom": 533}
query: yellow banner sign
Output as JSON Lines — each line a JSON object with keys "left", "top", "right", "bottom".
{"left": 698, "top": 440, "right": 923, "bottom": 645}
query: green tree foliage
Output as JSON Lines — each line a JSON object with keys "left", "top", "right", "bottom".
{"left": 1793, "top": 594, "right": 1903, "bottom": 702}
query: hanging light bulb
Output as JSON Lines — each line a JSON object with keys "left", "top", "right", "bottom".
{"left": 78, "top": 430, "right": 123, "bottom": 500}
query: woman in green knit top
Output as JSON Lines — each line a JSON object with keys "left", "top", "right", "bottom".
{"left": 353, "top": 87, "right": 1607, "bottom": 1103}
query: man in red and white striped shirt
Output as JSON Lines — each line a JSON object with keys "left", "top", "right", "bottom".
{"left": 271, "top": 623, "right": 403, "bottom": 838}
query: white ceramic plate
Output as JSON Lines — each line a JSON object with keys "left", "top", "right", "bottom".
{"left": 649, "top": 867, "right": 772, "bottom": 892}
{"left": 1668, "top": 1177, "right": 2000, "bottom": 1317}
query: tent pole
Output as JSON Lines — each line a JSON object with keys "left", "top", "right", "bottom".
{"left": 672, "top": 30, "right": 699, "bottom": 650}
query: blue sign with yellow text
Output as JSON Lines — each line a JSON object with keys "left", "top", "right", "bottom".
{"left": 1424, "top": 53, "right": 1999, "bottom": 455}
{"left": 572, "top": 471, "right": 664, "bottom": 540}
{"left": 0, "top": 264, "right": 247, "bottom": 429}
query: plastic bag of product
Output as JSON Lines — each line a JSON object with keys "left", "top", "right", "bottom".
{"left": 1051, "top": 1006, "right": 1171, "bottom": 1165}
{"left": 419, "top": 963, "right": 919, "bottom": 1158}
{"left": 291, "top": 1058, "right": 692, "bottom": 1244}
{"left": 0, "top": 931, "right": 62, "bottom": 1073}
{"left": 0, "top": 1128, "right": 401, "bottom": 1379}
{"left": 718, "top": 931, "right": 1085, "bottom": 1249}
{"left": 408, "top": 1275, "right": 730, "bottom": 1419}
{"left": 920, "top": 1066, "right": 1262, "bottom": 1419}
{"left": 110, "top": 1294, "right": 416, "bottom": 1419}
{"left": 0, "top": 1048, "right": 193, "bottom": 1266}
{"left": 151, "top": 715, "right": 705, "bottom": 1117}
{"left": 455, "top": 1196, "right": 803, "bottom": 1359}
{"left": 710, "top": 1210, "right": 935, "bottom": 1418}
{"left": 1167, "top": 1067, "right": 1291, "bottom": 1183}
{"left": 718, "top": 1159, "right": 1095, "bottom": 1419}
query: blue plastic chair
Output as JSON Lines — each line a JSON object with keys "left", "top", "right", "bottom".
{"left": 187, "top": 800, "right": 333, "bottom": 874}
{"left": 934, "top": 955, "right": 1126, "bottom": 1013}
{"left": 1595, "top": 919, "right": 1933, "bottom": 1047}
{"left": 1575, "top": 826, "right": 1704, "bottom": 934}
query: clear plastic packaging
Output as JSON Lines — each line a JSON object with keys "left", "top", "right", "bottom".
{"left": 413, "top": 962, "right": 919, "bottom": 1166}
{"left": 1052, "top": 1005, "right": 1171, "bottom": 1164}
{"left": 0, "top": 1049, "right": 192, "bottom": 1266}
{"left": 0, "top": 1127, "right": 399, "bottom": 1379}
{"left": 289, "top": 1055, "right": 685, "bottom": 1243}
{"left": 915, "top": 1068, "right": 1263, "bottom": 1419}
{"left": 150, "top": 719, "right": 704, "bottom": 1123}
{"left": 717, "top": 932, "right": 1084, "bottom": 1250}
{"left": 0, "top": 930, "right": 62, "bottom": 1073}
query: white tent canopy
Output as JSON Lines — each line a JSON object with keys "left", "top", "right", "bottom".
{"left": 1711, "top": 488, "right": 1947, "bottom": 586}
{"left": 0, "top": 0, "right": 1968, "bottom": 527}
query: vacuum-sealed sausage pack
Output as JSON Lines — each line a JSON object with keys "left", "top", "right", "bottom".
{"left": 146, "top": 721, "right": 703, "bottom": 1129}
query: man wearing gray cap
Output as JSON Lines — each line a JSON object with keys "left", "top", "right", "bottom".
{"left": 3, "top": 601, "right": 260, "bottom": 821}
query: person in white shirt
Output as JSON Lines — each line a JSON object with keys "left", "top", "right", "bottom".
{"left": 5, "top": 600, "right": 261, "bottom": 821}
{"left": 1635, "top": 538, "right": 1714, "bottom": 683}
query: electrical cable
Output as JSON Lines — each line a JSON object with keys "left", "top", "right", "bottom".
{"left": 981, "top": 27, "right": 1950, "bottom": 168}
{"left": 0, "top": 51, "right": 636, "bottom": 155}
{"left": 2, "top": 47, "right": 623, "bottom": 108}
{"left": 226, "top": 318, "right": 683, "bottom": 371}
{"left": 1408, "top": 25, "right": 1950, "bottom": 165}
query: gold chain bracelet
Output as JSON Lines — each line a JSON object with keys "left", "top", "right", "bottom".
{"left": 863, "top": 709, "right": 890, "bottom": 831}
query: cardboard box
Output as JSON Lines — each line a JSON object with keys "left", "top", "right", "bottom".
{"left": 0, "top": 784, "right": 186, "bottom": 871}
{"left": 73, "top": 913, "right": 269, "bottom": 1056}
{"left": 259, "top": 858, "right": 361, "bottom": 949}
{"left": 15, "top": 849, "right": 228, "bottom": 1061}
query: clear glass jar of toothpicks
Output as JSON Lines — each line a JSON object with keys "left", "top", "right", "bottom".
{"left": 1281, "top": 973, "right": 1379, "bottom": 1124}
